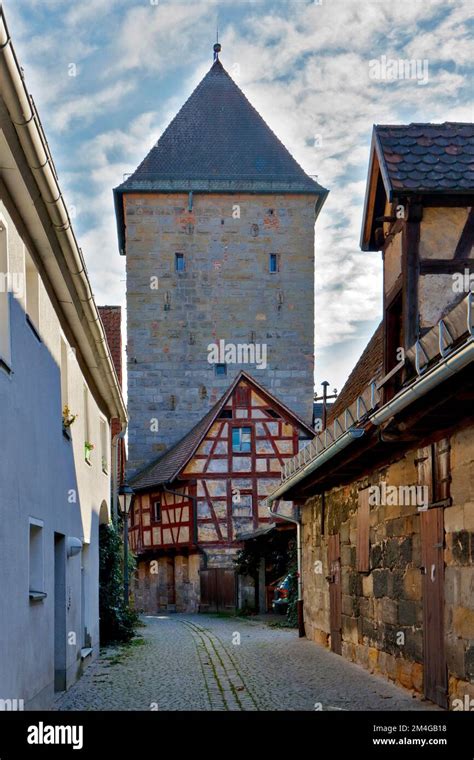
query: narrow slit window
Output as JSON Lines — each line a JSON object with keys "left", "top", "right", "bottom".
{"left": 100, "top": 418, "right": 107, "bottom": 473}
{"left": 152, "top": 499, "right": 161, "bottom": 523}
{"left": 0, "top": 221, "right": 11, "bottom": 367}
{"left": 25, "top": 248, "right": 40, "bottom": 334}
{"left": 29, "top": 520, "right": 45, "bottom": 595}
{"left": 269, "top": 253, "right": 278, "bottom": 273}
{"left": 215, "top": 363, "right": 227, "bottom": 377}
{"left": 175, "top": 253, "right": 185, "bottom": 272}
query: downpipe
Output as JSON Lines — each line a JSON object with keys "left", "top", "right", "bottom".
{"left": 269, "top": 501, "right": 305, "bottom": 638}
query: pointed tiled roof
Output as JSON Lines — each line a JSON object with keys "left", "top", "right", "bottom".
{"left": 130, "top": 370, "right": 315, "bottom": 491}
{"left": 116, "top": 59, "right": 326, "bottom": 196}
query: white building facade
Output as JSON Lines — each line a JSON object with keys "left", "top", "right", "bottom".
{"left": 0, "top": 8, "right": 127, "bottom": 710}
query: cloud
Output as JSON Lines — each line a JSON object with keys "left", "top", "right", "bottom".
{"left": 8, "top": 0, "right": 472, "bottom": 394}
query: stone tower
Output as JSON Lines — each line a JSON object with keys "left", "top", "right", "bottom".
{"left": 114, "top": 52, "right": 327, "bottom": 474}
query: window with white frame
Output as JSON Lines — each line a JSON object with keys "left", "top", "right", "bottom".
{"left": 0, "top": 219, "right": 11, "bottom": 367}
{"left": 29, "top": 519, "right": 45, "bottom": 595}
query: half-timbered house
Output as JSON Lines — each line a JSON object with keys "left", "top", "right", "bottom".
{"left": 129, "top": 371, "right": 314, "bottom": 612}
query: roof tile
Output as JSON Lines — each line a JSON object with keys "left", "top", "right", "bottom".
{"left": 375, "top": 122, "right": 474, "bottom": 195}
{"left": 117, "top": 59, "right": 326, "bottom": 196}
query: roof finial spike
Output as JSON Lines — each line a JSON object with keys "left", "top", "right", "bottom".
{"left": 213, "top": 21, "right": 221, "bottom": 61}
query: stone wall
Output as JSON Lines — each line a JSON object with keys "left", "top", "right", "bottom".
{"left": 124, "top": 192, "right": 316, "bottom": 473}
{"left": 301, "top": 425, "right": 474, "bottom": 706}
{"left": 133, "top": 555, "right": 200, "bottom": 614}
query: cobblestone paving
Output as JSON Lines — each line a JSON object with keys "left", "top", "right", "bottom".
{"left": 55, "top": 614, "right": 440, "bottom": 712}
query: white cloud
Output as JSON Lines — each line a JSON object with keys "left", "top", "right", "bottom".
{"left": 8, "top": 0, "right": 472, "bottom": 393}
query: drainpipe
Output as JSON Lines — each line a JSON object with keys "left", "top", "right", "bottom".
{"left": 112, "top": 423, "right": 127, "bottom": 524}
{"left": 269, "top": 501, "right": 305, "bottom": 638}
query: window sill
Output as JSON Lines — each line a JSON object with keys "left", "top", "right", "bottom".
{"left": 0, "top": 357, "right": 12, "bottom": 375}
{"left": 26, "top": 314, "right": 42, "bottom": 343}
{"left": 29, "top": 590, "right": 47, "bottom": 602}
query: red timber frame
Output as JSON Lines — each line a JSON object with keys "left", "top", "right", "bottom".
{"left": 129, "top": 485, "right": 195, "bottom": 554}
{"left": 129, "top": 379, "right": 311, "bottom": 556}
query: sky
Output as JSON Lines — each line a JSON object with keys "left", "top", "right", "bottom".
{"left": 4, "top": 0, "right": 473, "bottom": 395}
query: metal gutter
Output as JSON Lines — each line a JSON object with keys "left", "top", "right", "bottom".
{"left": 370, "top": 337, "right": 474, "bottom": 426}
{"left": 0, "top": 7, "right": 127, "bottom": 423}
{"left": 267, "top": 428, "right": 365, "bottom": 504}
{"left": 269, "top": 333, "right": 474, "bottom": 504}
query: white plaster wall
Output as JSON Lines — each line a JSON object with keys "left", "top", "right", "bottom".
{"left": 0, "top": 200, "right": 111, "bottom": 709}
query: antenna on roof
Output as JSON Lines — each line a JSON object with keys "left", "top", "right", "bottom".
{"left": 213, "top": 19, "right": 221, "bottom": 61}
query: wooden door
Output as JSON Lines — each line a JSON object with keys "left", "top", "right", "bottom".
{"left": 327, "top": 534, "right": 342, "bottom": 655}
{"left": 420, "top": 508, "right": 448, "bottom": 708}
{"left": 200, "top": 569, "right": 236, "bottom": 612}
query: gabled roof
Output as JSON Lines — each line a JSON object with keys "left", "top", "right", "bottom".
{"left": 327, "top": 323, "right": 383, "bottom": 426}
{"left": 114, "top": 57, "right": 328, "bottom": 253}
{"left": 361, "top": 122, "right": 474, "bottom": 250}
{"left": 130, "top": 370, "right": 315, "bottom": 491}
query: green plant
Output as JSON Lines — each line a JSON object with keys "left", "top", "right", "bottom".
{"left": 99, "top": 522, "right": 139, "bottom": 644}
{"left": 285, "top": 541, "right": 298, "bottom": 628}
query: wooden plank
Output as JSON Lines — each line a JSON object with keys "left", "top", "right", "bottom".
{"left": 453, "top": 207, "right": 474, "bottom": 259}
{"left": 356, "top": 489, "right": 370, "bottom": 572}
{"left": 434, "top": 438, "right": 451, "bottom": 503}
{"left": 328, "top": 534, "right": 342, "bottom": 655}
{"left": 420, "top": 507, "right": 448, "bottom": 708}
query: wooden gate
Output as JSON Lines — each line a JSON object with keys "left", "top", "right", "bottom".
{"left": 200, "top": 569, "right": 236, "bottom": 612}
{"left": 420, "top": 507, "right": 448, "bottom": 707}
{"left": 327, "top": 534, "right": 342, "bottom": 655}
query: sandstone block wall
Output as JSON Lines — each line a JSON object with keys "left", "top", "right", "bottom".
{"left": 124, "top": 192, "right": 316, "bottom": 473}
{"left": 302, "top": 425, "right": 474, "bottom": 706}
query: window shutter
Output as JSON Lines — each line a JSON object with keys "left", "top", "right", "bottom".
{"left": 416, "top": 445, "right": 433, "bottom": 503}
{"left": 356, "top": 489, "right": 370, "bottom": 572}
{"left": 434, "top": 438, "right": 451, "bottom": 503}
{"left": 235, "top": 386, "right": 250, "bottom": 408}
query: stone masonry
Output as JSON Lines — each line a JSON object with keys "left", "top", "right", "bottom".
{"left": 301, "top": 425, "right": 474, "bottom": 705}
{"left": 125, "top": 192, "right": 316, "bottom": 473}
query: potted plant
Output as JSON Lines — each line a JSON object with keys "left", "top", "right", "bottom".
{"left": 62, "top": 405, "right": 77, "bottom": 438}
{"left": 84, "top": 441, "right": 94, "bottom": 463}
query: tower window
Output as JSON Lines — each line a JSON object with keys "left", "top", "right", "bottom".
{"left": 215, "top": 363, "right": 227, "bottom": 377}
{"left": 175, "top": 253, "right": 185, "bottom": 272}
{"left": 269, "top": 253, "right": 278, "bottom": 273}
{"left": 232, "top": 427, "right": 252, "bottom": 453}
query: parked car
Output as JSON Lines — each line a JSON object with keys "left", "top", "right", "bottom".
{"left": 271, "top": 574, "right": 291, "bottom": 613}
